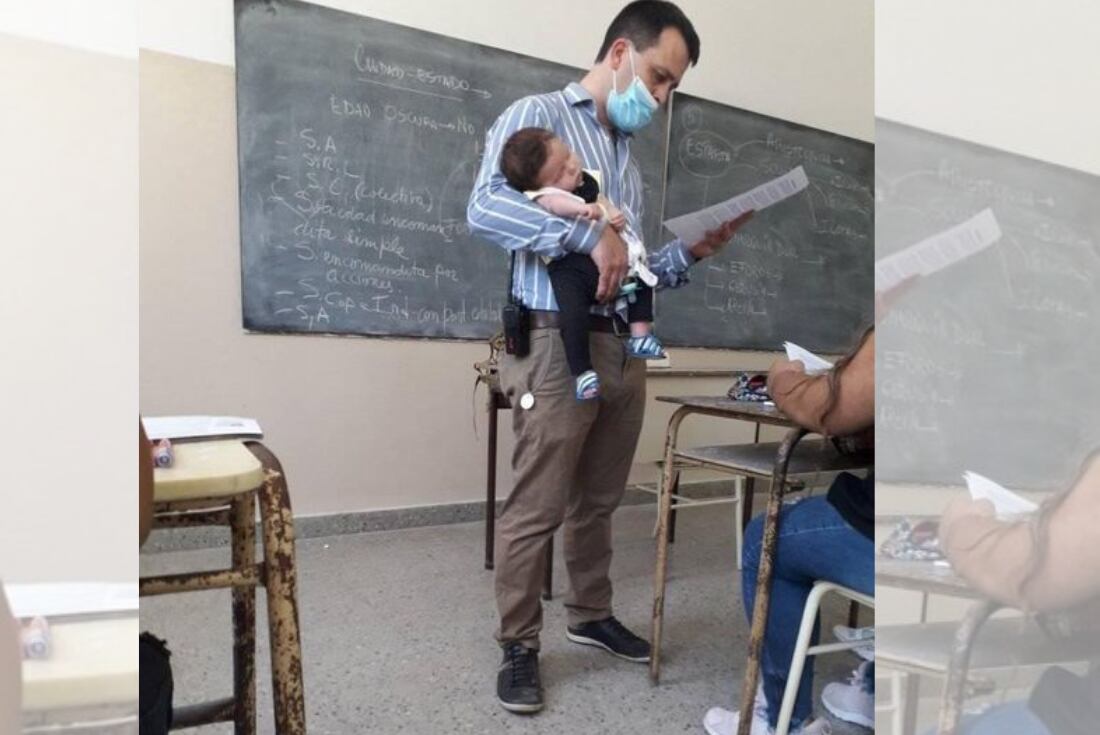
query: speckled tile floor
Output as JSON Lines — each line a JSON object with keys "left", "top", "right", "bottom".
{"left": 140, "top": 504, "right": 872, "bottom": 735}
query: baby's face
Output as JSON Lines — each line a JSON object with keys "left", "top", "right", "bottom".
{"left": 538, "top": 138, "right": 583, "bottom": 191}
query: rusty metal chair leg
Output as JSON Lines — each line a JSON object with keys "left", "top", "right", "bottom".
{"left": 231, "top": 493, "right": 257, "bottom": 735}
{"left": 737, "top": 426, "right": 807, "bottom": 735}
{"left": 936, "top": 599, "right": 999, "bottom": 735}
{"left": 650, "top": 406, "right": 690, "bottom": 682}
{"left": 247, "top": 443, "right": 306, "bottom": 735}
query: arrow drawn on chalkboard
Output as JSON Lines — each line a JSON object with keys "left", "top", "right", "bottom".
{"left": 356, "top": 76, "right": 463, "bottom": 103}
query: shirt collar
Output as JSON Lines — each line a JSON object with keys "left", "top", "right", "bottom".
{"left": 563, "top": 82, "right": 633, "bottom": 139}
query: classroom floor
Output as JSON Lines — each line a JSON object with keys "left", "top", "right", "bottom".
{"left": 139, "top": 504, "right": 872, "bottom": 735}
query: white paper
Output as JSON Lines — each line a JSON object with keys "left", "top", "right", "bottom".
{"left": 784, "top": 341, "right": 834, "bottom": 375}
{"left": 876, "top": 209, "right": 1002, "bottom": 292}
{"left": 963, "top": 471, "right": 1039, "bottom": 518}
{"left": 142, "top": 415, "right": 263, "bottom": 441}
{"left": 4, "top": 583, "right": 138, "bottom": 619}
{"left": 663, "top": 166, "right": 809, "bottom": 244}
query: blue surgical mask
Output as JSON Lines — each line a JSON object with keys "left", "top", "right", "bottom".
{"left": 606, "top": 45, "right": 658, "bottom": 134}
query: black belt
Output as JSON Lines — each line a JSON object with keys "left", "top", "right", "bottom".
{"left": 528, "top": 309, "right": 627, "bottom": 334}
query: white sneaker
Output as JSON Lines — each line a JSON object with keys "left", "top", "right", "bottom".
{"left": 833, "top": 624, "right": 874, "bottom": 661}
{"left": 703, "top": 706, "right": 770, "bottom": 735}
{"left": 821, "top": 661, "right": 874, "bottom": 728}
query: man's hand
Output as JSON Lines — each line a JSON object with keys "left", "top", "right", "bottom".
{"left": 608, "top": 210, "right": 627, "bottom": 232}
{"left": 766, "top": 356, "right": 806, "bottom": 397}
{"left": 688, "top": 211, "right": 754, "bottom": 259}
{"left": 591, "top": 226, "right": 628, "bottom": 303}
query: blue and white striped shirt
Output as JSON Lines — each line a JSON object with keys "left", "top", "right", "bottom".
{"left": 467, "top": 82, "right": 696, "bottom": 312}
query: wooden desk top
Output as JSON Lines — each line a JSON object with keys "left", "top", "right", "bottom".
{"left": 655, "top": 395, "right": 796, "bottom": 429}
{"left": 876, "top": 558, "right": 982, "bottom": 599}
{"left": 22, "top": 615, "right": 138, "bottom": 712}
{"left": 153, "top": 439, "right": 265, "bottom": 502}
{"left": 676, "top": 439, "right": 872, "bottom": 479}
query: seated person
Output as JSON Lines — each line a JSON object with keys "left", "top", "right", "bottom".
{"left": 500, "top": 126, "right": 665, "bottom": 401}
{"left": 704, "top": 327, "right": 875, "bottom": 735}
{"left": 938, "top": 449, "right": 1100, "bottom": 735}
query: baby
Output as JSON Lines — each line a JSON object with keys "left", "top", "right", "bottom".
{"left": 501, "top": 127, "right": 665, "bottom": 401}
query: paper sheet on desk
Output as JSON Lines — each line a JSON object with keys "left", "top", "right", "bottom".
{"left": 876, "top": 209, "right": 1002, "bottom": 292}
{"left": 142, "top": 415, "right": 263, "bottom": 441}
{"left": 663, "top": 166, "right": 808, "bottom": 244}
{"left": 783, "top": 341, "right": 833, "bottom": 375}
{"left": 5, "top": 583, "right": 138, "bottom": 619}
{"left": 963, "top": 471, "right": 1038, "bottom": 518}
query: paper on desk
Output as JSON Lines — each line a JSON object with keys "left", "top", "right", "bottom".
{"left": 876, "top": 209, "right": 1002, "bottom": 293}
{"left": 142, "top": 415, "right": 263, "bottom": 441}
{"left": 963, "top": 471, "right": 1038, "bottom": 518}
{"left": 5, "top": 583, "right": 138, "bottom": 620}
{"left": 663, "top": 166, "right": 808, "bottom": 244}
{"left": 784, "top": 341, "right": 833, "bottom": 375}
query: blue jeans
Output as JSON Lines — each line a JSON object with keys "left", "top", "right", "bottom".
{"left": 742, "top": 494, "right": 874, "bottom": 729}
{"left": 953, "top": 702, "right": 1051, "bottom": 735}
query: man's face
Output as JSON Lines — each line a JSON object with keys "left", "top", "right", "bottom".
{"left": 613, "top": 28, "right": 690, "bottom": 107}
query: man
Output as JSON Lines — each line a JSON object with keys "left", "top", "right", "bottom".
{"left": 468, "top": 0, "right": 752, "bottom": 713}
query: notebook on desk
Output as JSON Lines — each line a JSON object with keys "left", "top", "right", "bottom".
{"left": 142, "top": 415, "right": 263, "bottom": 441}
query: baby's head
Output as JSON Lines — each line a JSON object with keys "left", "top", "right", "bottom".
{"left": 501, "top": 127, "right": 583, "bottom": 193}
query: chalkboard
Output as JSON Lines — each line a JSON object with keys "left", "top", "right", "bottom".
{"left": 234, "top": 0, "right": 667, "bottom": 338}
{"left": 876, "top": 119, "right": 1100, "bottom": 490}
{"left": 655, "top": 94, "right": 874, "bottom": 351}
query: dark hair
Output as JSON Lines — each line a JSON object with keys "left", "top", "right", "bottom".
{"left": 595, "top": 0, "right": 700, "bottom": 67}
{"left": 501, "top": 127, "right": 555, "bottom": 192}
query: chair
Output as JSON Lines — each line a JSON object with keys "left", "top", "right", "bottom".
{"left": 139, "top": 440, "right": 306, "bottom": 734}
{"left": 774, "top": 581, "right": 875, "bottom": 735}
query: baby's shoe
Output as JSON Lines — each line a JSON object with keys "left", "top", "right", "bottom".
{"left": 627, "top": 334, "right": 666, "bottom": 359}
{"left": 575, "top": 370, "right": 600, "bottom": 401}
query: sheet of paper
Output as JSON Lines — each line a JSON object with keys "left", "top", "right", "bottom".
{"left": 876, "top": 208, "right": 1002, "bottom": 292}
{"left": 142, "top": 415, "right": 264, "bottom": 441}
{"left": 784, "top": 341, "right": 834, "bottom": 375}
{"left": 663, "top": 166, "right": 809, "bottom": 244}
{"left": 4, "top": 583, "right": 138, "bottom": 620}
{"left": 963, "top": 471, "right": 1038, "bottom": 518}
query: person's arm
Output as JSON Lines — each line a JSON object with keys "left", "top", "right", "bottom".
{"left": 139, "top": 420, "right": 154, "bottom": 547}
{"left": 940, "top": 456, "right": 1100, "bottom": 611}
{"left": 766, "top": 332, "right": 875, "bottom": 436}
{"left": 536, "top": 193, "right": 602, "bottom": 221}
{"left": 622, "top": 161, "right": 754, "bottom": 289}
{"left": 466, "top": 97, "right": 606, "bottom": 260}
{"left": 0, "top": 585, "right": 20, "bottom": 735}
{"left": 597, "top": 195, "right": 627, "bottom": 231}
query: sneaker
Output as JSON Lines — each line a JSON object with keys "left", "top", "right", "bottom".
{"left": 703, "top": 706, "right": 770, "bottom": 735}
{"left": 626, "top": 334, "right": 666, "bottom": 359}
{"left": 575, "top": 370, "right": 600, "bottom": 401}
{"left": 566, "top": 616, "right": 650, "bottom": 662}
{"left": 832, "top": 624, "right": 874, "bottom": 661}
{"left": 496, "top": 642, "right": 542, "bottom": 714}
{"left": 821, "top": 661, "right": 874, "bottom": 728}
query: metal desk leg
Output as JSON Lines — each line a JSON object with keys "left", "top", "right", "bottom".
{"left": 936, "top": 600, "right": 999, "bottom": 735}
{"left": 650, "top": 406, "right": 690, "bottom": 682}
{"left": 737, "top": 427, "right": 807, "bottom": 735}
{"left": 231, "top": 493, "right": 257, "bottom": 735}
{"left": 247, "top": 443, "right": 307, "bottom": 735}
{"left": 741, "top": 423, "right": 762, "bottom": 531}
{"left": 486, "top": 389, "right": 499, "bottom": 570}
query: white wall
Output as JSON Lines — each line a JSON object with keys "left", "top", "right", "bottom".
{"left": 877, "top": 0, "right": 1100, "bottom": 175}
{"left": 0, "top": 4, "right": 137, "bottom": 583}
{"left": 138, "top": 0, "right": 874, "bottom": 518}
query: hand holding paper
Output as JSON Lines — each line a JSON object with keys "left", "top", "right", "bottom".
{"left": 783, "top": 341, "right": 834, "bottom": 375}
{"left": 963, "top": 471, "right": 1038, "bottom": 518}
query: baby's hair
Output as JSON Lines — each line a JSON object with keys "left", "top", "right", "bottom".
{"left": 501, "top": 127, "right": 556, "bottom": 193}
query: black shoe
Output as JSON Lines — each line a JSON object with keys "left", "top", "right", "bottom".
{"left": 566, "top": 616, "right": 651, "bottom": 662}
{"left": 496, "top": 642, "right": 543, "bottom": 714}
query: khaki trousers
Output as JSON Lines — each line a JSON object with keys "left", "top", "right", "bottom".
{"left": 495, "top": 328, "right": 646, "bottom": 649}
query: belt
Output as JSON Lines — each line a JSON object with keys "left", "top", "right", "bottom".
{"left": 528, "top": 309, "right": 628, "bottom": 334}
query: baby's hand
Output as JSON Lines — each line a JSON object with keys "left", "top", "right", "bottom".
{"left": 583, "top": 203, "right": 604, "bottom": 220}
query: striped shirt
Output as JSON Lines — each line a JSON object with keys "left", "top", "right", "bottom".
{"left": 467, "top": 82, "right": 696, "bottom": 313}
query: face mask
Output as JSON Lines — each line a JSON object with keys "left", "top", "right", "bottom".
{"left": 606, "top": 45, "right": 658, "bottom": 134}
